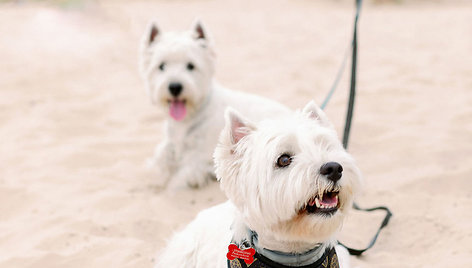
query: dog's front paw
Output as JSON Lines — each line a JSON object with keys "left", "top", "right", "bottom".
{"left": 335, "top": 245, "right": 351, "bottom": 268}
{"left": 168, "top": 166, "right": 215, "bottom": 189}
{"left": 146, "top": 141, "right": 176, "bottom": 187}
{"left": 186, "top": 171, "right": 215, "bottom": 188}
{"left": 145, "top": 156, "right": 173, "bottom": 187}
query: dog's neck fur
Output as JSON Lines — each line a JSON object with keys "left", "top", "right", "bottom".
{"left": 190, "top": 79, "right": 216, "bottom": 120}
{"left": 231, "top": 213, "right": 335, "bottom": 265}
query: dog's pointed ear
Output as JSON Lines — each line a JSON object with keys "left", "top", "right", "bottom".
{"left": 190, "top": 19, "right": 216, "bottom": 57}
{"left": 191, "top": 19, "right": 208, "bottom": 40}
{"left": 302, "top": 100, "right": 332, "bottom": 126}
{"left": 225, "top": 107, "right": 256, "bottom": 145}
{"left": 139, "top": 21, "right": 160, "bottom": 76}
{"left": 146, "top": 21, "right": 160, "bottom": 45}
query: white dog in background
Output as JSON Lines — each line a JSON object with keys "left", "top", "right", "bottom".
{"left": 155, "top": 101, "right": 362, "bottom": 267}
{"left": 139, "top": 20, "right": 290, "bottom": 189}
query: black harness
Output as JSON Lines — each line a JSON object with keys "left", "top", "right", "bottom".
{"left": 227, "top": 228, "right": 339, "bottom": 268}
{"left": 227, "top": 247, "right": 338, "bottom": 268}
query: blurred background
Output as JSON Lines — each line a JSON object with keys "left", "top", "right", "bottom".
{"left": 0, "top": 0, "right": 471, "bottom": 267}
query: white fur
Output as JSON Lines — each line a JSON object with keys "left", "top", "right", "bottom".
{"left": 155, "top": 102, "right": 362, "bottom": 267}
{"left": 140, "top": 20, "right": 291, "bottom": 189}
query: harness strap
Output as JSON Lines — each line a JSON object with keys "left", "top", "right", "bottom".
{"left": 254, "top": 248, "right": 338, "bottom": 268}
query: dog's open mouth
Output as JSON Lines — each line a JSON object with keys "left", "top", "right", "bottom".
{"left": 303, "top": 191, "right": 339, "bottom": 215}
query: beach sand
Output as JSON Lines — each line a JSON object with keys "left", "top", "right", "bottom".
{"left": 0, "top": 0, "right": 471, "bottom": 267}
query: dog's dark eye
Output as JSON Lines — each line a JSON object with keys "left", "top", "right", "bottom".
{"left": 159, "top": 62, "right": 166, "bottom": 71}
{"left": 187, "top": 62, "right": 195, "bottom": 71}
{"left": 276, "top": 154, "right": 292, "bottom": 168}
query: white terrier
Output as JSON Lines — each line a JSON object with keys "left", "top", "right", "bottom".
{"left": 155, "top": 101, "right": 362, "bottom": 267}
{"left": 139, "top": 20, "right": 291, "bottom": 189}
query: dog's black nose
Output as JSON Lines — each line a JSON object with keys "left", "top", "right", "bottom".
{"left": 169, "top": 82, "right": 183, "bottom": 97}
{"left": 320, "top": 162, "right": 343, "bottom": 182}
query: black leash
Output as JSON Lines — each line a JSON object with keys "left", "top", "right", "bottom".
{"left": 342, "top": 0, "right": 361, "bottom": 150}
{"left": 339, "top": 204, "right": 393, "bottom": 256}
{"left": 321, "top": 0, "right": 393, "bottom": 256}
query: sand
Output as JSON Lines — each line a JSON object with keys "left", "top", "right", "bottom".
{"left": 0, "top": 0, "right": 471, "bottom": 267}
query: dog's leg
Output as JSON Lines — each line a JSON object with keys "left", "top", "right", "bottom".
{"left": 147, "top": 140, "right": 175, "bottom": 187}
{"left": 335, "top": 244, "right": 351, "bottom": 268}
{"left": 168, "top": 161, "right": 214, "bottom": 189}
{"left": 167, "top": 147, "right": 215, "bottom": 189}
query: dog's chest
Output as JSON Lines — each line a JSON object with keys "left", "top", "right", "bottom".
{"left": 167, "top": 111, "right": 223, "bottom": 158}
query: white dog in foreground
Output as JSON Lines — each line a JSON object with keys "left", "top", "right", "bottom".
{"left": 139, "top": 20, "right": 290, "bottom": 189}
{"left": 155, "top": 102, "right": 362, "bottom": 267}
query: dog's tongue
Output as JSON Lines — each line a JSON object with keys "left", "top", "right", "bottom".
{"left": 169, "top": 100, "right": 186, "bottom": 121}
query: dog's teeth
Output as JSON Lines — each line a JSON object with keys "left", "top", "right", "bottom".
{"left": 308, "top": 199, "right": 315, "bottom": 206}
{"left": 315, "top": 198, "right": 321, "bottom": 208}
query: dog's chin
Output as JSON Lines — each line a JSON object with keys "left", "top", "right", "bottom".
{"left": 299, "top": 190, "right": 341, "bottom": 217}
{"left": 271, "top": 193, "right": 345, "bottom": 243}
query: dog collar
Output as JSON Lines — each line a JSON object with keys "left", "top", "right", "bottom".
{"left": 227, "top": 228, "right": 339, "bottom": 268}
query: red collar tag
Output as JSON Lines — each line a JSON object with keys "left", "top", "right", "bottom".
{"left": 226, "top": 244, "right": 256, "bottom": 265}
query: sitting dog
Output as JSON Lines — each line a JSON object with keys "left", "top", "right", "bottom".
{"left": 139, "top": 20, "right": 290, "bottom": 189}
{"left": 155, "top": 101, "right": 362, "bottom": 267}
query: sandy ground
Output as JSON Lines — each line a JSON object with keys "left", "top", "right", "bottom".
{"left": 0, "top": 0, "right": 471, "bottom": 267}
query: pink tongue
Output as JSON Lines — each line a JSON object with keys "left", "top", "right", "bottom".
{"left": 320, "top": 195, "right": 337, "bottom": 206}
{"left": 169, "top": 100, "right": 186, "bottom": 121}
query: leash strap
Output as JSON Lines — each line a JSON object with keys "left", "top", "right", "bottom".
{"left": 320, "top": 42, "right": 350, "bottom": 110}
{"left": 342, "top": 0, "right": 361, "bottom": 149}
{"left": 341, "top": 0, "right": 394, "bottom": 256}
{"left": 320, "top": 0, "right": 361, "bottom": 149}
{"left": 339, "top": 204, "right": 393, "bottom": 256}
{"left": 320, "top": 0, "right": 393, "bottom": 256}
